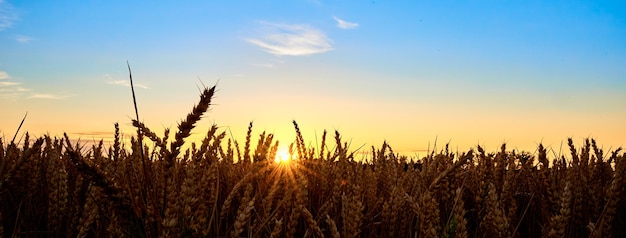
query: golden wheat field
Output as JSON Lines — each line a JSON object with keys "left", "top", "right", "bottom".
{"left": 1, "top": 85, "right": 624, "bottom": 238}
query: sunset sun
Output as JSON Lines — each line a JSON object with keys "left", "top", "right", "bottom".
{"left": 275, "top": 147, "right": 294, "bottom": 163}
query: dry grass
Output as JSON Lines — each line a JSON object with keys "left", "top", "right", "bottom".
{"left": 1, "top": 85, "right": 625, "bottom": 237}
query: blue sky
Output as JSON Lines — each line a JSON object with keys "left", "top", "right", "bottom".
{"left": 1, "top": 0, "right": 625, "bottom": 155}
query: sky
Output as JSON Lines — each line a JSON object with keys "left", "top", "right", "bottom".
{"left": 1, "top": 0, "right": 625, "bottom": 157}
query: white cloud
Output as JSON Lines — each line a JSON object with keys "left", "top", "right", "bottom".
{"left": 247, "top": 22, "right": 333, "bottom": 56}
{"left": 14, "top": 86, "right": 30, "bottom": 92}
{"left": 0, "top": 70, "right": 9, "bottom": 79}
{"left": 0, "top": 72, "right": 30, "bottom": 99}
{"left": 333, "top": 16, "right": 359, "bottom": 29}
{"left": 15, "top": 35, "right": 33, "bottom": 43}
{"left": 0, "top": 87, "right": 25, "bottom": 93}
{"left": 0, "top": 71, "right": 62, "bottom": 100}
{"left": 107, "top": 79, "right": 149, "bottom": 89}
{"left": 27, "top": 93, "right": 70, "bottom": 100}
{"left": 0, "top": 0, "right": 18, "bottom": 31}
{"left": 0, "top": 81, "right": 19, "bottom": 86}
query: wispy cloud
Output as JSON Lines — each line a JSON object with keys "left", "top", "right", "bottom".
{"left": 104, "top": 74, "right": 149, "bottom": 89}
{"left": 15, "top": 35, "right": 34, "bottom": 43}
{"left": 0, "top": 70, "right": 67, "bottom": 100}
{"left": 247, "top": 22, "right": 333, "bottom": 56}
{"left": 0, "top": 81, "right": 19, "bottom": 86}
{"left": 0, "top": 0, "right": 18, "bottom": 31}
{"left": 107, "top": 80, "right": 149, "bottom": 89}
{"left": 333, "top": 16, "right": 359, "bottom": 29}
{"left": 0, "top": 71, "right": 27, "bottom": 100}
{"left": 0, "top": 87, "right": 17, "bottom": 92}
{"left": 0, "top": 70, "right": 9, "bottom": 79}
{"left": 14, "top": 86, "right": 30, "bottom": 92}
{"left": 27, "top": 93, "right": 70, "bottom": 100}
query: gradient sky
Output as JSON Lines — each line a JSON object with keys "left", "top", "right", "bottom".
{"left": 1, "top": 0, "right": 625, "bottom": 156}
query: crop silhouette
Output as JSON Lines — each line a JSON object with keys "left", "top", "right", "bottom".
{"left": 0, "top": 84, "right": 624, "bottom": 237}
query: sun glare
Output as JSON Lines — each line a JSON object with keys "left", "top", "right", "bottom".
{"left": 275, "top": 147, "right": 293, "bottom": 163}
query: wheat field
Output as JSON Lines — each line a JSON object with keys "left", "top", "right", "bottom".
{"left": 1, "top": 85, "right": 624, "bottom": 238}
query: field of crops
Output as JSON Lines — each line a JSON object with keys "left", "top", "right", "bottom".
{"left": 1, "top": 86, "right": 624, "bottom": 237}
